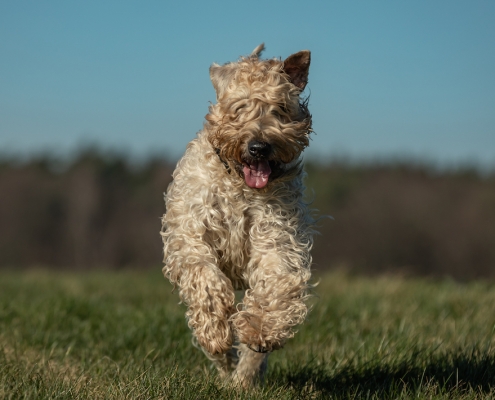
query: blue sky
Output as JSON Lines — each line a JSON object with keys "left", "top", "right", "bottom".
{"left": 1, "top": 1, "right": 494, "bottom": 167}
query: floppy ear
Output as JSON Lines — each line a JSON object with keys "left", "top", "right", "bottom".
{"left": 283, "top": 50, "right": 311, "bottom": 90}
{"left": 209, "top": 63, "right": 237, "bottom": 99}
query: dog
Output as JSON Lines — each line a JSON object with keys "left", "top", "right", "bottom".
{"left": 161, "top": 44, "right": 315, "bottom": 388}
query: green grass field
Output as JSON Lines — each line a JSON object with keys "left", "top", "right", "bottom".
{"left": 1, "top": 269, "right": 494, "bottom": 399}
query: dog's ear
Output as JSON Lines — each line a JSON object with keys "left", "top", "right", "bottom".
{"left": 283, "top": 50, "right": 311, "bottom": 90}
{"left": 250, "top": 43, "right": 265, "bottom": 58}
{"left": 210, "top": 63, "right": 237, "bottom": 100}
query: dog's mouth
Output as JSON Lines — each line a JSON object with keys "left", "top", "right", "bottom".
{"left": 242, "top": 160, "right": 272, "bottom": 189}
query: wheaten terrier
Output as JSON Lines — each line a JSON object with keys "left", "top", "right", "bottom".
{"left": 161, "top": 44, "right": 315, "bottom": 388}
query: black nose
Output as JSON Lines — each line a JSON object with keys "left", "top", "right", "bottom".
{"left": 248, "top": 141, "right": 271, "bottom": 158}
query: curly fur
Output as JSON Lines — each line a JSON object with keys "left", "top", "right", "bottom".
{"left": 161, "top": 44, "right": 316, "bottom": 388}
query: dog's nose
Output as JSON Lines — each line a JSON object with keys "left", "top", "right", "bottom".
{"left": 248, "top": 141, "right": 271, "bottom": 158}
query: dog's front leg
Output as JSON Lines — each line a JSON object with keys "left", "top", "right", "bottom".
{"left": 163, "top": 238, "right": 236, "bottom": 356}
{"left": 231, "top": 250, "right": 311, "bottom": 353}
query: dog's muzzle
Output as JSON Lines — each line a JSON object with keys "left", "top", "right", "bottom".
{"left": 248, "top": 141, "right": 271, "bottom": 158}
{"left": 243, "top": 141, "right": 272, "bottom": 189}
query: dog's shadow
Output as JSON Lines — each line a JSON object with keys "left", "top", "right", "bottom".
{"left": 271, "top": 350, "right": 495, "bottom": 397}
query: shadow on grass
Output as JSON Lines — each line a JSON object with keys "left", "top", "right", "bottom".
{"left": 276, "top": 350, "right": 495, "bottom": 397}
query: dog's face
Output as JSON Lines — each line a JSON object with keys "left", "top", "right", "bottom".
{"left": 206, "top": 45, "right": 312, "bottom": 189}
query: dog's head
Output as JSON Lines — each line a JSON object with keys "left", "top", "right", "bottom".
{"left": 205, "top": 44, "right": 312, "bottom": 189}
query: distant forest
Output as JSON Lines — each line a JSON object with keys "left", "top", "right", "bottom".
{"left": 1, "top": 149, "right": 494, "bottom": 280}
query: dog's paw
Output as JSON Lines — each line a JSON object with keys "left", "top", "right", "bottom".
{"left": 194, "top": 320, "right": 233, "bottom": 355}
{"left": 247, "top": 343, "right": 269, "bottom": 353}
{"left": 197, "top": 334, "right": 233, "bottom": 355}
{"left": 245, "top": 339, "right": 282, "bottom": 353}
{"left": 231, "top": 312, "right": 284, "bottom": 353}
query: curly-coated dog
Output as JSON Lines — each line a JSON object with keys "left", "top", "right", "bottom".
{"left": 161, "top": 44, "right": 315, "bottom": 388}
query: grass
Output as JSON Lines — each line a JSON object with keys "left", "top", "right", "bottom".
{"left": 1, "top": 269, "right": 495, "bottom": 399}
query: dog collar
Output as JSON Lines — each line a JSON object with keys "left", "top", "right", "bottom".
{"left": 215, "top": 148, "right": 231, "bottom": 174}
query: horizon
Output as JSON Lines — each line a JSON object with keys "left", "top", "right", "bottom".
{"left": 2, "top": 145, "right": 493, "bottom": 177}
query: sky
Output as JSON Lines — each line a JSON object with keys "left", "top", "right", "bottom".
{"left": 1, "top": 0, "right": 494, "bottom": 168}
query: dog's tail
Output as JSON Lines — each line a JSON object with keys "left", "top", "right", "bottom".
{"left": 251, "top": 43, "right": 265, "bottom": 58}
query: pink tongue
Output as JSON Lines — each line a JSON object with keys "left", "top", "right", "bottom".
{"left": 243, "top": 160, "right": 272, "bottom": 189}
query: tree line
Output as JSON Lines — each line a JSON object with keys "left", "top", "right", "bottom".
{"left": 1, "top": 150, "right": 494, "bottom": 280}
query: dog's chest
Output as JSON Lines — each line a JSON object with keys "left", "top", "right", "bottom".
{"left": 201, "top": 186, "right": 256, "bottom": 285}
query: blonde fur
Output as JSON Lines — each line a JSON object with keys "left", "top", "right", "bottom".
{"left": 161, "top": 44, "right": 315, "bottom": 388}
